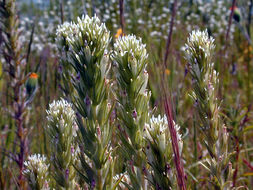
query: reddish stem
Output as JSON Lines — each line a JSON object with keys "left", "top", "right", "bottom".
{"left": 161, "top": 1, "right": 186, "bottom": 189}
{"left": 225, "top": 0, "right": 237, "bottom": 44}
{"left": 163, "top": 0, "right": 177, "bottom": 68}
{"left": 243, "top": 159, "right": 253, "bottom": 171}
{"left": 164, "top": 94, "right": 187, "bottom": 190}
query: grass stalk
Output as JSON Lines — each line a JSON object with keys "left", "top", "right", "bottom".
{"left": 163, "top": 93, "right": 187, "bottom": 190}
{"left": 163, "top": 0, "right": 177, "bottom": 68}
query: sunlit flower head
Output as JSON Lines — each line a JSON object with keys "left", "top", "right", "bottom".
{"left": 46, "top": 98, "right": 76, "bottom": 136}
{"left": 114, "top": 34, "right": 148, "bottom": 59}
{"left": 23, "top": 154, "right": 49, "bottom": 190}
{"left": 146, "top": 114, "right": 168, "bottom": 135}
{"left": 56, "top": 15, "right": 110, "bottom": 54}
{"left": 184, "top": 30, "right": 215, "bottom": 64}
{"left": 145, "top": 115, "right": 182, "bottom": 149}
{"left": 24, "top": 154, "right": 48, "bottom": 174}
{"left": 47, "top": 98, "right": 74, "bottom": 121}
{"left": 144, "top": 115, "right": 183, "bottom": 155}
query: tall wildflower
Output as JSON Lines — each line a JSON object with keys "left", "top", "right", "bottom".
{"left": 184, "top": 30, "right": 232, "bottom": 189}
{"left": 112, "top": 35, "right": 150, "bottom": 189}
{"left": 46, "top": 98, "right": 77, "bottom": 189}
{"left": 144, "top": 114, "right": 183, "bottom": 189}
{"left": 0, "top": 0, "right": 37, "bottom": 187}
{"left": 56, "top": 15, "right": 113, "bottom": 190}
{"left": 23, "top": 154, "right": 49, "bottom": 190}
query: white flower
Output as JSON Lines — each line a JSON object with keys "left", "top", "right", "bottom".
{"left": 46, "top": 98, "right": 76, "bottom": 136}
{"left": 146, "top": 114, "right": 168, "bottom": 135}
{"left": 24, "top": 154, "right": 49, "bottom": 190}
{"left": 145, "top": 115, "right": 183, "bottom": 154}
{"left": 114, "top": 34, "right": 148, "bottom": 60}
{"left": 185, "top": 30, "right": 215, "bottom": 61}
{"left": 47, "top": 98, "right": 75, "bottom": 121}
{"left": 56, "top": 22, "right": 77, "bottom": 39}
{"left": 56, "top": 15, "right": 110, "bottom": 54}
{"left": 146, "top": 114, "right": 182, "bottom": 140}
{"left": 24, "top": 154, "right": 48, "bottom": 174}
{"left": 144, "top": 114, "right": 167, "bottom": 151}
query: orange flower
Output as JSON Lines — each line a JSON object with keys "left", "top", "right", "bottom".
{"left": 165, "top": 69, "right": 170, "bottom": 75}
{"left": 115, "top": 28, "right": 124, "bottom": 38}
{"left": 30, "top": 72, "right": 38, "bottom": 79}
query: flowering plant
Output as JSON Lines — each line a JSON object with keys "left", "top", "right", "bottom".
{"left": 184, "top": 30, "right": 232, "bottom": 189}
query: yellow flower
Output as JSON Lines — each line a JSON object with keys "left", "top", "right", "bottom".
{"left": 115, "top": 28, "right": 124, "bottom": 38}
{"left": 165, "top": 69, "right": 170, "bottom": 75}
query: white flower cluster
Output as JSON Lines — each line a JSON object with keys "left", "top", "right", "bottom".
{"left": 114, "top": 34, "right": 148, "bottom": 60}
{"left": 146, "top": 0, "right": 174, "bottom": 41}
{"left": 145, "top": 115, "right": 183, "bottom": 153}
{"left": 185, "top": 30, "right": 215, "bottom": 61}
{"left": 23, "top": 154, "right": 49, "bottom": 189}
{"left": 24, "top": 154, "right": 49, "bottom": 175}
{"left": 56, "top": 22, "right": 77, "bottom": 39}
{"left": 46, "top": 98, "right": 76, "bottom": 135}
{"left": 146, "top": 115, "right": 182, "bottom": 139}
{"left": 144, "top": 115, "right": 183, "bottom": 153}
{"left": 47, "top": 98, "right": 75, "bottom": 122}
{"left": 144, "top": 115, "right": 167, "bottom": 153}
{"left": 56, "top": 15, "right": 110, "bottom": 52}
{"left": 146, "top": 114, "right": 168, "bottom": 136}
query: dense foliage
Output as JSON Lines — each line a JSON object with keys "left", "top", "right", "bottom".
{"left": 0, "top": 0, "right": 253, "bottom": 189}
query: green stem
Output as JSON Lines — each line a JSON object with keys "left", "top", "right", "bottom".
{"left": 97, "top": 169, "right": 102, "bottom": 190}
{"left": 193, "top": 119, "right": 197, "bottom": 190}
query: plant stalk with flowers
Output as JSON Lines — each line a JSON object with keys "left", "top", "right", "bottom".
{"left": 45, "top": 98, "right": 77, "bottom": 189}
{"left": 0, "top": 0, "right": 38, "bottom": 188}
{"left": 112, "top": 35, "right": 151, "bottom": 189}
{"left": 144, "top": 114, "right": 183, "bottom": 189}
{"left": 184, "top": 30, "right": 233, "bottom": 189}
{"left": 56, "top": 15, "right": 114, "bottom": 190}
{"left": 23, "top": 154, "right": 50, "bottom": 190}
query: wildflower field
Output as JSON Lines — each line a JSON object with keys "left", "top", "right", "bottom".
{"left": 0, "top": 0, "right": 253, "bottom": 189}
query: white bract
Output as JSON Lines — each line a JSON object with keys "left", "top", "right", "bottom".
{"left": 24, "top": 154, "right": 48, "bottom": 174}
{"left": 185, "top": 30, "right": 215, "bottom": 61}
{"left": 56, "top": 22, "right": 77, "bottom": 39}
{"left": 23, "top": 154, "right": 49, "bottom": 190}
{"left": 146, "top": 114, "right": 168, "bottom": 135}
{"left": 46, "top": 98, "right": 76, "bottom": 136}
{"left": 46, "top": 98, "right": 75, "bottom": 122}
{"left": 56, "top": 15, "right": 110, "bottom": 53}
{"left": 145, "top": 115, "right": 183, "bottom": 154}
{"left": 114, "top": 35, "right": 148, "bottom": 60}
